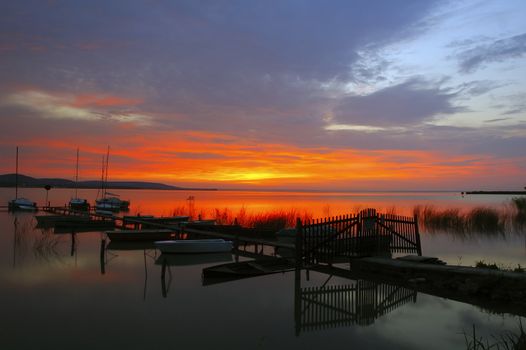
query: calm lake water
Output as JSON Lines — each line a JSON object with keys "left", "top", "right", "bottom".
{"left": 1, "top": 188, "right": 524, "bottom": 349}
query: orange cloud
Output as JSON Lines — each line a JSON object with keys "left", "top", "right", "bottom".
{"left": 72, "top": 94, "right": 143, "bottom": 107}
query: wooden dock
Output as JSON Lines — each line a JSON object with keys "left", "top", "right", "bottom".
{"left": 346, "top": 256, "right": 526, "bottom": 316}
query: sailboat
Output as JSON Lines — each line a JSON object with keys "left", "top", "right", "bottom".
{"left": 7, "top": 146, "right": 37, "bottom": 211}
{"left": 95, "top": 146, "right": 130, "bottom": 212}
{"left": 69, "top": 148, "right": 89, "bottom": 211}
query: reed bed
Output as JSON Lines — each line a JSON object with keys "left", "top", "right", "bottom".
{"left": 414, "top": 197, "right": 526, "bottom": 236}
{"left": 212, "top": 207, "right": 313, "bottom": 231}
{"left": 170, "top": 205, "right": 313, "bottom": 231}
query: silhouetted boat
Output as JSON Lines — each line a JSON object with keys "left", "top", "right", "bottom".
{"left": 53, "top": 218, "right": 115, "bottom": 233}
{"left": 35, "top": 214, "right": 90, "bottom": 227}
{"left": 202, "top": 258, "right": 296, "bottom": 285}
{"left": 106, "top": 229, "right": 176, "bottom": 242}
{"left": 8, "top": 147, "right": 37, "bottom": 211}
{"left": 154, "top": 239, "right": 233, "bottom": 254}
{"left": 96, "top": 195, "right": 130, "bottom": 211}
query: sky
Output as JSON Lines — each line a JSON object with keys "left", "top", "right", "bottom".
{"left": 0, "top": 0, "right": 525, "bottom": 190}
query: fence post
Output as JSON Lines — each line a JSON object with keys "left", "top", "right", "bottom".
{"left": 296, "top": 218, "right": 303, "bottom": 268}
{"left": 414, "top": 214, "right": 422, "bottom": 256}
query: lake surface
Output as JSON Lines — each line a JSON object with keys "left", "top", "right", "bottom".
{"left": 1, "top": 188, "right": 524, "bottom": 349}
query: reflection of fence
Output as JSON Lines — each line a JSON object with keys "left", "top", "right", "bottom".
{"left": 295, "top": 278, "right": 416, "bottom": 335}
{"left": 299, "top": 208, "right": 421, "bottom": 265}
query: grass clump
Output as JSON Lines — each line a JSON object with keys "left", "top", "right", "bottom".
{"left": 464, "top": 321, "right": 526, "bottom": 349}
{"left": 474, "top": 260, "right": 499, "bottom": 270}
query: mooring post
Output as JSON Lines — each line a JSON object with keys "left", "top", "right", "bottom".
{"left": 161, "top": 258, "right": 167, "bottom": 298}
{"left": 99, "top": 239, "right": 106, "bottom": 275}
{"left": 295, "top": 218, "right": 303, "bottom": 269}
{"left": 414, "top": 214, "right": 422, "bottom": 256}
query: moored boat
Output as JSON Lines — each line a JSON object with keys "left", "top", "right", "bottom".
{"left": 154, "top": 239, "right": 233, "bottom": 254}
{"left": 8, "top": 197, "right": 37, "bottom": 211}
{"left": 8, "top": 147, "right": 37, "bottom": 211}
{"left": 202, "top": 258, "right": 296, "bottom": 285}
{"left": 69, "top": 198, "right": 90, "bottom": 211}
{"left": 35, "top": 214, "right": 90, "bottom": 227}
{"left": 106, "top": 229, "right": 177, "bottom": 242}
{"left": 95, "top": 196, "right": 129, "bottom": 211}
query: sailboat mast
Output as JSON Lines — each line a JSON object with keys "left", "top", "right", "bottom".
{"left": 75, "top": 148, "right": 79, "bottom": 198}
{"left": 104, "top": 146, "right": 110, "bottom": 196}
{"left": 100, "top": 155, "right": 105, "bottom": 199}
{"left": 15, "top": 146, "right": 18, "bottom": 199}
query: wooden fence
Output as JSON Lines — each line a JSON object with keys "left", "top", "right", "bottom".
{"left": 298, "top": 208, "right": 421, "bottom": 265}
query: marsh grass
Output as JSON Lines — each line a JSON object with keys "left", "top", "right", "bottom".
{"left": 170, "top": 205, "right": 313, "bottom": 232}
{"left": 212, "top": 207, "right": 313, "bottom": 232}
{"left": 413, "top": 203, "right": 525, "bottom": 235}
{"left": 167, "top": 196, "right": 526, "bottom": 236}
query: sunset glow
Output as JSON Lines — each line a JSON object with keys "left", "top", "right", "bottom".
{"left": 0, "top": 1, "right": 525, "bottom": 190}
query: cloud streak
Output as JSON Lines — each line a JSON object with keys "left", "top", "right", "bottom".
{"left": 1, "top": 90, "right": 151, "bottom": 125}
{"left": 458, "top": 33, "right": 526, "bottom": 73}
{"left": 332, "top": 79, "right": 462, "bottom": 126}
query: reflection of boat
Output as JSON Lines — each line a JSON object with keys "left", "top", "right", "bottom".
{"left": 155, "top": 252, "right": 232, "bottom": 266}
{"left": 202, "top": 258, "right": 295, "bottom": 281}
{"left": 106, "top": 241, "right": 157, "bottom": 251}
{"left": 106, "top": 229, "right": 176, "bottom": 242}
{"left": 154, "top": 239, "right": 233, "bottom": 254}
{"left": 159, "top": 251, "right": 234, "bottom": 298}
{"left": 69, "top": 148, "right": 89, "bottom": 211}
{"left": 8, "top": 147, "right": 37, "bottom": 211}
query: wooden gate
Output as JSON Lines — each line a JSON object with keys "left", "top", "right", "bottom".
{"left": 298, "top": 208, "right": 421, "bottom": 265}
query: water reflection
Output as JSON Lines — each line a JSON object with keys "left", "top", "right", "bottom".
{"left": 294, "top": 269, "right": 417, "bottom": 336}
{"left": 157, "top": 253, "right": 233, "bottom": 297}
{"left": 101, "top": 239, "right": 159, "bottom": 300}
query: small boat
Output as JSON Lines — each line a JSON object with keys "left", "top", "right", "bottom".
{"left": 123, "top": 215, "right": 189, "bottom": 229}
{"left": 8, "top": 197, "right": 37, "bottom": 211}
{"left": 154, "top": 239, "right": 233, "bottom": 254}
{"left": 106, "top": 229, "right": 177, "bottom": 242}
{"left": 53, "top": 219, "right": 115, "bottom": 233}
{"left": 202, "top": 258, "right": 296, "bottom": 285}
{"left": 69, "top": 198, "right": 90, "bottom": 211}
{"left": 8, "top": 147, "right": 37, "bottom": 211}
{"left": 95, "top": 196, "right": 129, "bottom": 211}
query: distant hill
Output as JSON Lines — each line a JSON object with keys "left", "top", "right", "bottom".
{"left": 0, "top": 174, "right": 216, "bottom": 191}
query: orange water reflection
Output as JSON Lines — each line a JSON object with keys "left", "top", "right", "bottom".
{"left": 1, "top": 188, "right": 513, "bottom": 219}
